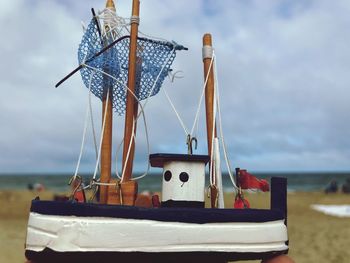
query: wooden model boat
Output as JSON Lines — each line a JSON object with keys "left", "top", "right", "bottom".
{"left": 25, "top": 1, "right": 289, "bottom": 262}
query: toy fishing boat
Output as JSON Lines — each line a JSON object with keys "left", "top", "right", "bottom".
{"left": 25, "top": 0, "right": 289, "bottom": 262}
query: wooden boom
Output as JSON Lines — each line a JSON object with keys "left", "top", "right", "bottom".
{"left": 99, "top": 0, "right": 116, "bottom": 204}
{"left": 119, "top": 0, "right": 140, "bottom": 205}
{"left": 202, "top": 33, "right": 218, "bottom": 208}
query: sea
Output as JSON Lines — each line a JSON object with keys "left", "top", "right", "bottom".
{"left": 0, "top": 172, "right": 349, "bottom": 193}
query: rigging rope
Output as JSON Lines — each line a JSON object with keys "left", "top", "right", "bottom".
{"left": 69, "top": 7, "right": 187, "bottom": 197}
{"left": 209, "top": 70, "right": 217, "bottom": 187}
{"left": 82, "top": 63, "right": 151, "bottom": 182}
{"left": 74, "top": 6, "right": 185, "bottom": 185}
{"left": 78, "top": 15, "right": 182, "bottom": 115}
{"left": 73, "top": 73, "right": 95, "bottom": 181}
{"left": 163, "top": 89, "right": 189, "bottom": 136}
{"left": 212, "top": 51, "right": 238, "bottom": 190}
{"left": 99, "top": 8, "right": 129, "bottom": 40}
{"left": 72, "top": 7, "right": 238, "bottom": 194}
{"left": 115, "top": 46, "right": 177, "bottom": 181}
{"left": 162, "top": 55, "right": 215, "bottom": 147}
{"left": 92, "top": 85, "right": 110, "bottom": 181}
{"left": 89, "top": 82, "right": 100, "bottom": 168}
{"left": 83, "top": 43, "right": 177, "bottom": 184}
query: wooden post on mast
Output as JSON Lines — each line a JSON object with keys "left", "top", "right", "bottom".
{"left": 202, "top": 33, "right": 218, "bottom": 208}
{"left": 99, "top": 0, "right": 115, "bottom": 204}
{"left": 120, "top": 0, "right": 140, "bottom": 205}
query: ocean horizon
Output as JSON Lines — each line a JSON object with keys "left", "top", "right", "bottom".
{"left": 0, "top": 172, "right": 349, "bottom": 193}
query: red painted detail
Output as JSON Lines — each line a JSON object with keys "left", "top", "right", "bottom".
{"left": 238, "top": 170, "right": 269, "bottom": 192}
{"left": 234, "top": 195, "right": 250, "bottom": 209}
{"left": 74, "top": 190, "right": 86, "bottom": 203}
{"left": 152, "top": 194, "right": 161, "bottom": 208}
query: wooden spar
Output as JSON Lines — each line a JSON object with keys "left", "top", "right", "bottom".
{"left": 203, "top": 34, "right": 217, "bottom": 159}
{"left": 202, "top": 33, "right": 218, "bottom": 208}
{"left": 99, "top": 0, "right": 116, "bottom": 204}
{"left": 121, "top": 0, "right": 140, "bottom": 184}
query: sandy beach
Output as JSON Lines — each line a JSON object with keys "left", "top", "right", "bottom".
{"left": 0, "top": 190, "right": 349, "bottom": 263}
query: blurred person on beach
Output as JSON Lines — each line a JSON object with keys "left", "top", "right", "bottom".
{"left": 27, "top": 183, "right": 45, "bottom": 192}
{"left": 325, "top": 179, "right": 338, "bottom": 193}
{"left": 342, "top": 178, "right": 350, "bottom": 193}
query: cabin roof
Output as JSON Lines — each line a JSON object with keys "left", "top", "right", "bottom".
{"left": 149, "top": 153, "right": 210, "bottom": 168}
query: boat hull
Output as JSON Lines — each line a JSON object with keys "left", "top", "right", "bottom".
{"left": 26, "top": 211, "right": 288, "bottom": 253}
{"left": 25, "top": 177, "right": 288, "bottom": 262}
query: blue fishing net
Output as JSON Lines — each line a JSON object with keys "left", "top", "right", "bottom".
{"left": 78, "top": 19, "right": 185, "bottom": 115}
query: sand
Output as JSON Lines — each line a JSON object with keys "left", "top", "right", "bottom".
{"left": 0, "top": 190, "right": 349, "bottom": 263}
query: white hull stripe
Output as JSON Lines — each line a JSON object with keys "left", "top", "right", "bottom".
{"left": 26, "top": 212, "right": 288, "bottom": 253}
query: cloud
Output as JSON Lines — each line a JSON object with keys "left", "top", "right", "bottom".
{"left": 1, "top": 0, "right": 350, "bottom": 174}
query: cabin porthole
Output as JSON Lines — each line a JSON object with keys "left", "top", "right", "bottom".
{"left": 164, "top": 170, "right": 172, "bottom": 181}
{"left": 179, "top": 172, "right": 189, "bottom": 183}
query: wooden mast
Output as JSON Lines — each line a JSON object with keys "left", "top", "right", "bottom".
{"left": 202, "top": 33, "right": 218, "bottom": 208}
{"left": 119, "top": 0, "right": 140, "bottom": 204}
{"left": 99, "top": 0, "right": 116, "bottom": 204}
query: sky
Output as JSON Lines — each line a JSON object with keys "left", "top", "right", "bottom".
{"left": 1, "top": 0, "right": 350, "bottom": 174}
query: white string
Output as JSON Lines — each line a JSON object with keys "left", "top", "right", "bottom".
{"left": 115, "top": 101, "right": 151, "bottom": 181}
{"left": 168, "top": 70, "right": 201, "bottom": 138}
{"left": 213, "top": 52, "right": 238, "bottom": 190}
{"left": 89, "top": 84, "right": 100, "bottom": 169}
{"left": 140, "top": 47, "right": 176, "bottom": 110}
{"left": 69, "top": 70, "right": 117, "bottom": 190}
{"left": 100, "top": 8, "right": 128, "bottom": 40}
{"left": 80, "top": 12, "right": 187, "bottom": 181}
{"left": 81, "top": 63, "right": 151, "bottom": 181}
{"left": 72, "top": 43, "right": 96, "bottom": 180}
{"left": 193, "top": 95, "right": 201, "bottom": 138}
{"left": 84, "top": 41, "right": 177, "bottom": 181}
{"left": 99, "top": 11, "right": 158, "bottom": 40}
{"left": 92, "top": 87, "right": 110, "bottom": 181}
{"left": 162, "top": 70, "right": 190, "bottom": 136}
{"left": 163, "top": 89, "right": 189, "bottom": 136}
{"left": 104, "top": 7, "right": 118, "bottom": 30}
{"left": 115, "top": 48, "right": 177, "bottom": 181}
{"left": 114, "top": 140, "right": 124, "bottom": 180}
{"left": 120, "top": 119, "right": 136, "bottom": 181}
{"left": 190, "top": 55, "right": 214, "bottom": 136}
{"left": 99, "top": 9, "right": 140, "bottom": 181}
{"left": 94, "top": 9, "right": 193, "bottom": 141}
{"left": 213, "top": 137, "right": 225, "bottom": 208}
{"left": 205, "top": 51, "right": 237, "bottom": 190}
{"left": 209, "top": 70, "right": 217, "bottom": 187}
{"left": 168, "top": 70, "right": 185, "bottom": 83}
{"left": 202, "top": 45, "right": 213, "bottom": 60}
{"left": 83, "top": 179, "right": 116, "bottom": 188}
{"left": 97, "top": 9, "right": 156, "bottom": 43}
{"left": 73, "top": 73, "right": 95, "bottom": 180}
{"left": 162, "top": 55, "right": 215, "bottom": 141}
{"left": 92, "top": 181, "right": 115, "bottom": 186}
{"left": 130, "top": 15, "right": 140, "bottom": 25}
